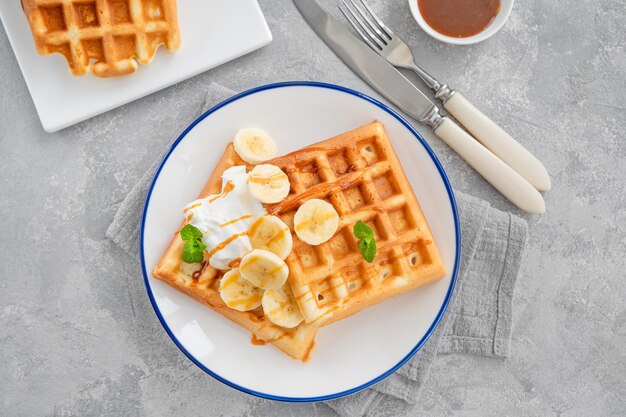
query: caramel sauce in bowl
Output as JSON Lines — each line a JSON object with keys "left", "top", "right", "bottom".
{"left": 408, "top": 0, "right": 514, "bottom": 45}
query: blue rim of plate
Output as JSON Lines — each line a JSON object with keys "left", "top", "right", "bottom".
{"left": 140, "top": 81, "right": 461, "bottom": 403}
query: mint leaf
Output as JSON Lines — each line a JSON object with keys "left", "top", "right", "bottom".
{"left": 360, "top": 236, "right": 376, "bottom": 263}
{"left": 182, "top": 239, "right": 206, "bottom": 263}
{"left": 180, "top": 224, "right": 202, "bottom": 241}
{"left": 354, "top": 221, "right": 376, "bottom": 263}
{"left": 180, "top": 224, "right": 206, "bottom": 263}
{"left": 353, "top": 220, "right": 373, "bottom": 240}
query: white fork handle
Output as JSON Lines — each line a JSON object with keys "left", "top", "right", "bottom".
{"left": 434, "top": 118, "right": 546, "bottom": 214}
{"left": 444, "top": 93, "right": 551, "bottom": 192}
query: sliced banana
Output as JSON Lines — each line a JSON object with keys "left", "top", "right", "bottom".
{"left": 262, "top": 284, "right": 304, "bottom": 328}
{"left": 249, "top": 215, "right": 293, "bottom": 260}
{"left": 239, "top": 249, "right": 289, "bottom": 290}
{"left": 233, "top": 128, "right": 277, "bottom": 165}
{"left": 294, "top": 199, "right": 339, "bottom": 245}
{"left": 247, "top": 164, "right": 290, "bottom": 204}
{"left": 218, "top": 268, "right": 263, "bottom": 312}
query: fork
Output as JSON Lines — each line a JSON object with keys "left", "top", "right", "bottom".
{"left": 338, "top": 0, "right": 551, "bottom": 192}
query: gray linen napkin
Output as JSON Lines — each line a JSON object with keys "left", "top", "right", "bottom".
{"left": 106, "top": 83, "right": 528, "bottom": 417}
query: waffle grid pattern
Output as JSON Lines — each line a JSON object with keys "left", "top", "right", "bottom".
{"left": 22, "top": 0, "right": 180, "bottom": 77}
{"left": 267, "top": 122, "right": 445, "bottom": 327}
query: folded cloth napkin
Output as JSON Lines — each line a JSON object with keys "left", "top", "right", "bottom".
{"left": 106, "top": 82, "right": 528, "bottom": 417}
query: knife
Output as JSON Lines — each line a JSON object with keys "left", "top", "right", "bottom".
{"left": 293, "top": 0, "right": 545, "bottom": 214}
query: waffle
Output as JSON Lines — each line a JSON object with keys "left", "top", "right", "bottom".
{"left": 267, "top": 121, "right": 446, "bottom": 327}
{"left": 152, "top": 145, "right": 317, "bottom": 362}
{"left": 21, "top": 0, "right": 180, "bottom": 77}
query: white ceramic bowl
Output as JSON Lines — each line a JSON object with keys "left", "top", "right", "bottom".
{"left": 408, "top": 0, "right": 514, "bottom": 45}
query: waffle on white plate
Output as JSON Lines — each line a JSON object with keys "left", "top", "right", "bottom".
{"left": 153, "top": 121, "right": 445, "bottom": 360}
{"left": 21, "top": 0, "right": 180, "bottom": 77}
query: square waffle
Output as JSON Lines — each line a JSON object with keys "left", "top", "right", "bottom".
{"left": 266, "top": 121, "right": 446, "bottom": 327}
{"left": 152, "top": 144, "right": 317, "bottom": 362}
{"left": 21, "top": 0, "right": 180, "bottom": 77}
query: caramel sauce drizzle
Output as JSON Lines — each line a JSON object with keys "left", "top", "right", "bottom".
{"left": 248, "top": 215, "right": 265, "bottom": 237}
{"left": 368, "top": 205, "right": 386, "bottom": 214}
{"left": 183, "top": 181, "right": 235, "bottom": 215}
{"left": 249, "top": 262, "right": 285, "bottom": 288}
{"left": 250, "top": 334, "right": 267, "bottom": 345}
{"left": 294, "top": 212, "right": 337, "bottom": 233}
{"left": 248, "top": 313, "right": 264, "bottom": 323}
{"left": 267, "top": 170, "right": 365, "bottom": 214}
{"left": 298, "top": 164, "right": 320, "bottom": 173}
{"left": 183, "top": 202, "right": 202, "bottom": 214}
{"left": 250, "top": 216, "right": 288, "bottom": 249}
{"left": 229, "top": 296, "right": 262, "bottom": 309}
{"left": 207, "top": 232, "right": 248, "bottom": 258}
{"left": 263, "top": 296, "right": 293, "bottom": 322}
{"left": 219, "top": 214, "right": 253, "bottom": 228}
{"left": 249, "top": 172, "right": 287, "bottom": 184}
{"left": 299, "top": 161, "right": 355, "bottom": 176}
{"left": 208, "top": 180, "right": 235, "bottom": 203}
{"left": 343, "top": 164, "right": 356, "bottom": 174}
{"left": 281, "top": 145, "right": 343, "bottom": 162}
{"left": 268, "top": 263, "right": 286, "bottom": 275}
{"left": 265, "top": 228, "right": 287, "bottom": 247}
{"left": 243, "top": 253, "right": 260, "bottom": 265}
{"left": 379, "top": 241, "right": 420, "bottom": 266}
{"left": 241, "top": 253, "right": 265, "bottom": 287}
{"left": 192, "top": 261, "right": 207, "bottom": 280}
{"left": 325, "top": 239, "right": 423, "bottom": 288}
{"left": 227, "top": 257, "right": 241, "bottom": 269}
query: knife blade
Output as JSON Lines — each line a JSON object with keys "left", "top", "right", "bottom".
{"left": 293, "top": 0, "right": 438, "bottom": 125}
{"left": 293, "top": 0, "right": 546, "bottom": 214}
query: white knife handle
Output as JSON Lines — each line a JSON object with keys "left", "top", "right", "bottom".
{"left": 434, "top": 118, "right": 546, "bottom": 214}
{"left": 444, "top": 93, "right": 551, "bottom": 191}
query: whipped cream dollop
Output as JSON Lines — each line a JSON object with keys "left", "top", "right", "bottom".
{"left": 184, "top": 166, "right": 267, "bottom": 270}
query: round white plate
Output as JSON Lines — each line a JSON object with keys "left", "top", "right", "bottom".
{"left": 141, "top": 82, "right": 460, "bottom": 402}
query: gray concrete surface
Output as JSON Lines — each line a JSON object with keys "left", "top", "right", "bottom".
{"left": 1, "top": 0, "right": 625, "bottom": 416}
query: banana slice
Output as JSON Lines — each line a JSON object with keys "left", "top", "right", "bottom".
{"left": 218, "top": 268, "right": 263, "bottom": 312}
{"left": 294, "top": 199, "right": 339, "bottom": 245}
{"left": 233, "top": 128, "right": 277, "bottom": 165}
{"left": 262, "top": 284, "right": 304, "bottom": 328}
{"left": 247, "top": 164, "right": 290, "bottom": 204}
{"left": 249, "top": 215, "right": 293, "bottom": 260}
{"left": 239, "top": 249, "right": 289, "bottom": 290}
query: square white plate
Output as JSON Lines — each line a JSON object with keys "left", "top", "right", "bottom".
{"left": 0, "top": 0, "right": 272, "bottom": 132}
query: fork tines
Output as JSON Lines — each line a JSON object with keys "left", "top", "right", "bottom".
{"left": 338, "top": 0, "right": 393, "bottom": 51}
